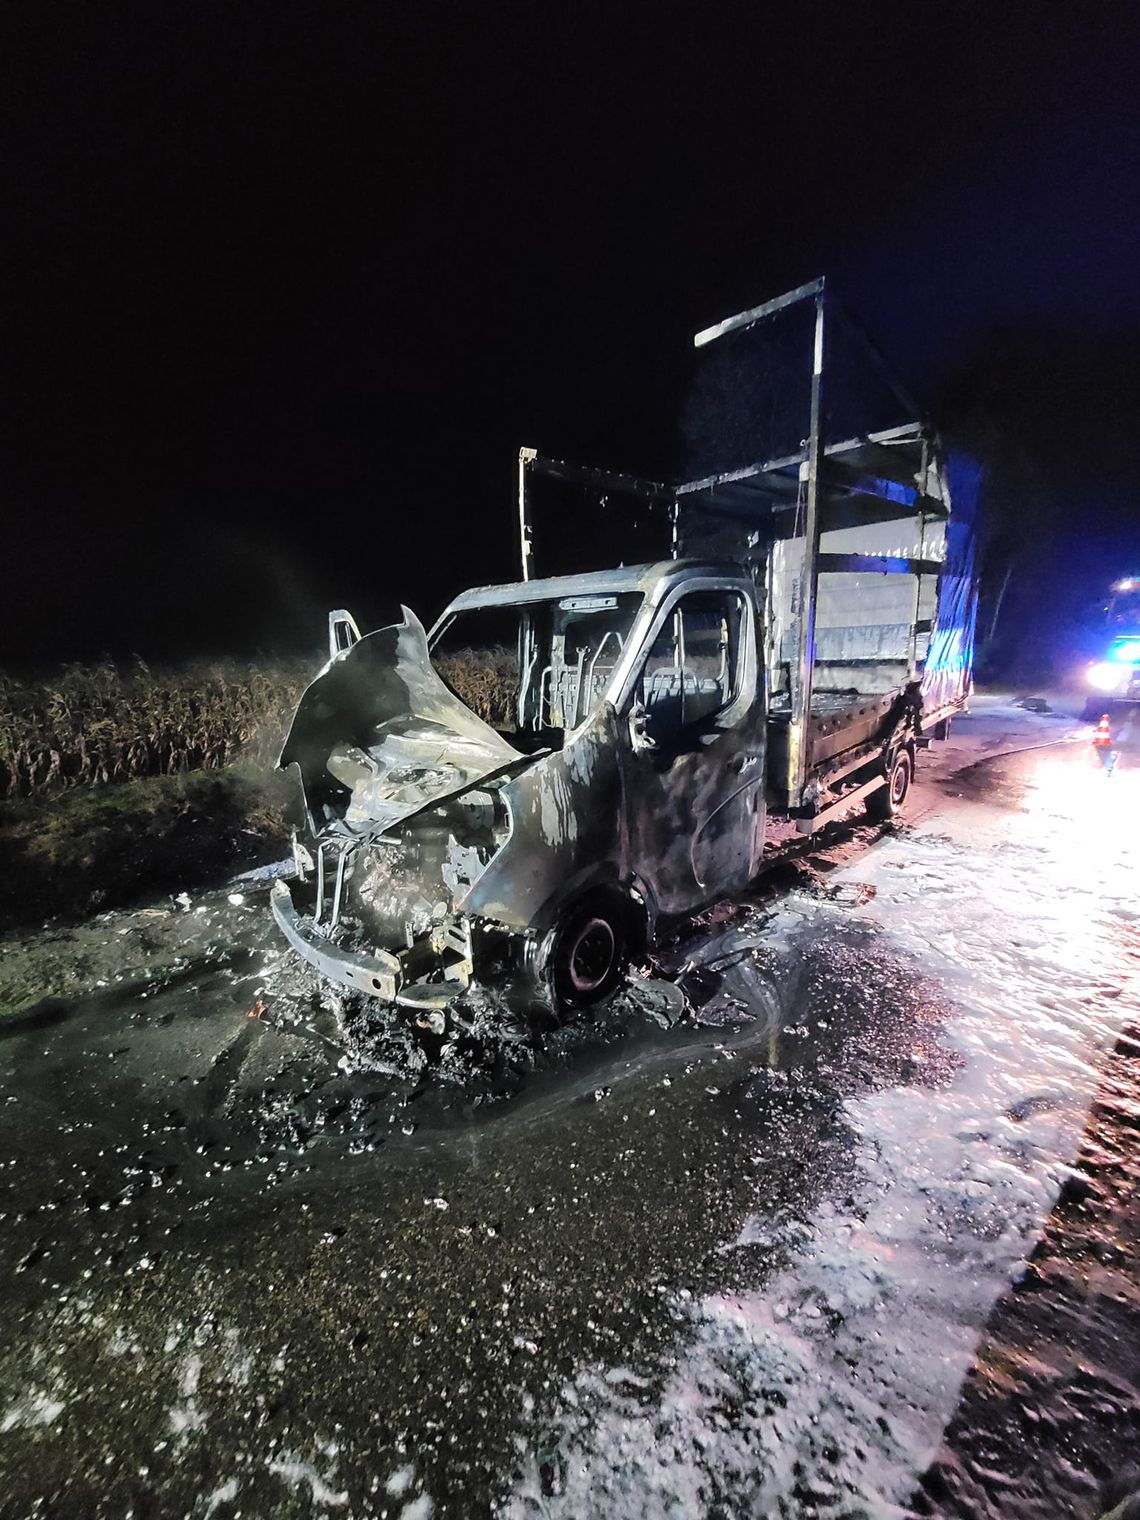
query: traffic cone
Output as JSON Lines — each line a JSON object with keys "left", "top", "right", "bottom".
{"left": 1093, "top": 714, "right": 1113, "bottom": 748}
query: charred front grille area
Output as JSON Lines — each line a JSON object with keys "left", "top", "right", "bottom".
{"left": 281, "top": 779, "right": 514, "bottom": 1009}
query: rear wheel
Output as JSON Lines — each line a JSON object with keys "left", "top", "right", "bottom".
{"left": 866, "top": 744, "right": 913, "bottom": 821}
{"left": 933, "top": 716, "right": 952, "bottom": 741}
{"left": 544, "top": 895, "right": 629, "bottom": 1013}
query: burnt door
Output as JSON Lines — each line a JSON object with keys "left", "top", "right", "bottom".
{"left": 618, "top": 584, "right": 766, "bottom": 916}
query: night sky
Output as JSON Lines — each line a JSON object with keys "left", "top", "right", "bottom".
{"left": 4, "top": 3, "right": 1140, "bottom": 674}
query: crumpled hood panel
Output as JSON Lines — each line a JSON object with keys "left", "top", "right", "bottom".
{"left": 280, "top": 607, "right": 522, "bottom": 833}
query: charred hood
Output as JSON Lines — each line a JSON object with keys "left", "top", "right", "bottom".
{"left": 280, "top": 608, "right": 522, "bottom": 834}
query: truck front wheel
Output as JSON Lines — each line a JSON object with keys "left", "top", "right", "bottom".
{"left": 543, "top": 894, "right": 630, "bottom": 1013}
{"left": 866, "top": 745, "right": 913, "bottom": 821}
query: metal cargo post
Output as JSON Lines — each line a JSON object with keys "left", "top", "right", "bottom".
{"left": 694, "top": 277, "right": 826, "bottom": 808}
{"left": 787, "top": 283, "right": 826, "bottom": 808}
{"left": 518, "top": 446, "right": 537, "bottom": 581}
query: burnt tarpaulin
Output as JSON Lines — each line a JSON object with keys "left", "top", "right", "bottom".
{"left": 921, "top": 452, "right": 980, "bottom": 715}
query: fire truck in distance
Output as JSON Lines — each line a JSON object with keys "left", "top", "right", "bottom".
{"left": 1084, "top": 577, "right": 1140, "bottom": 718}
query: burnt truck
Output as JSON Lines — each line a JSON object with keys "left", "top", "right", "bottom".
{"left": 272, "top": 280, "right": 978, "bottom": 1014}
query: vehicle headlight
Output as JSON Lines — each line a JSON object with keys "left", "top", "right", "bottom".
{"left": 1088, "top": 660, "right": 1129, "bottom": 692}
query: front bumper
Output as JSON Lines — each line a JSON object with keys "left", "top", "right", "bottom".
{"left": 271, "top": 879, "right": 404, "bottom": 999}
{"left": 270, "top": 878, "right": 477, "bottom": 1010}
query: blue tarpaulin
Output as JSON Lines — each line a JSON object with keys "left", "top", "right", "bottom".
{"left": 921, "top": 452, "right": 980, "bottom": 715}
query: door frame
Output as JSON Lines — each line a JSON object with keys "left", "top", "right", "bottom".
{"left": 613, "top": 577, "right": 767, "bottom": 917}
{"left": 611, "top": 575, "right": 762, "bottom": 728}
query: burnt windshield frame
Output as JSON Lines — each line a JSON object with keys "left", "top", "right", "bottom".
{"left": 430, "top": 591, "right": 646, "bottom": 735}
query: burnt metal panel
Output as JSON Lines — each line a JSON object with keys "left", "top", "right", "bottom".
{"left": 614, "top": 578, "right": 767, "bottom": 916}
{"left": 280, "top": 607, "right": 521, "bottom": 832}
{"left": 463, "top": 702, "right": 627, "bottom": 932}
{"left": 434, "top": 562, "right": 672, "bottom": 620}
{"left": 618, "top": 717, "right": 766, "bottom": 916}
{"left": 432, "top": 560, "right": 733, "bottom": 627}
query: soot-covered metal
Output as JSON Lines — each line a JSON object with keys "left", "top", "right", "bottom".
{"left": 274, "top": 563, "right": 770, "bottom": 1014}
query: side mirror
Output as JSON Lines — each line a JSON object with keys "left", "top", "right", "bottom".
{"left": 630, "top": 697, "right": 683, "bottom": 753}
{"left": 629, "top": 699, "right": 658, "bottom": 753}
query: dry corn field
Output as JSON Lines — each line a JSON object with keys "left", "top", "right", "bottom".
{"left": 434, "top": 647, "right": 518, "bottom": 731}
{"left": 0, "top": 648, "right": 518, "bottom": 803}
{"left": 0, "top": 660, "right": 310, "bottom": 802}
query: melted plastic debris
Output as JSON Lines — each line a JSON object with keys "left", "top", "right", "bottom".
{"left": 253, "top": 941, "right": 708, "bottom": 1094}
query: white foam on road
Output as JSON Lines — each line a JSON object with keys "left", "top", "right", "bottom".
{"left": 503, "top": 750, "right": 1140, "bottom": 1517}
{"left": 0, "top": 1388, "right": 65, "bottom": 1432}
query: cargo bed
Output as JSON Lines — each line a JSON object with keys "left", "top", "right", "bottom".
{"left": 765, "top": 689, "right": 906, "bottom": 808}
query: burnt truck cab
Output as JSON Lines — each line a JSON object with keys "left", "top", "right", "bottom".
{"left": 271, "top": 283, "right": 978, "bottom": 1015}
{"left": 272, "top": 560, "right": 767, "bottom": 1012}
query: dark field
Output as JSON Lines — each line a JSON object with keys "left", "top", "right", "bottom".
{"left": 0, "top": 660, "right": 309, "bottom": 802}
{"left": 0, "top": 648, "right": 517, "bottom": 932}
{"left": 0, "top": 648, "right": 517, "bottom": 805}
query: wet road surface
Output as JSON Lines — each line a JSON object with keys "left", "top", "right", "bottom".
{"left": 2, "top": 701, "right": 1138, "bottom": 1518}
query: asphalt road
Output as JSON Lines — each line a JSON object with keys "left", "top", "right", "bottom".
{"left": 2, "top": 699, "right": 1136, "bottom": 1519}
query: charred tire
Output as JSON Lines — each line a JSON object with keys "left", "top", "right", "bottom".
{"left": 866, "top": 745, "right": 913, "bottom": 821}
{"left": 545, "top": 894, "right": 629, "bottom": 1013}
{"left": 932, "top": 716, "right": 952, "bottom": 741}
